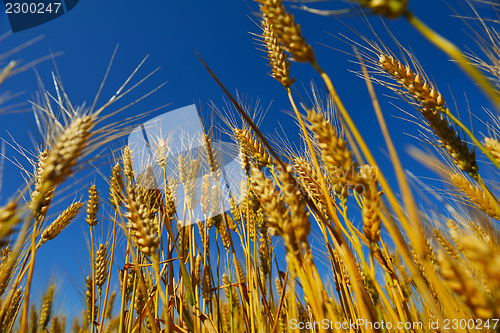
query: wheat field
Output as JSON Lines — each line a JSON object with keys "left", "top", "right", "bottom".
{"left": 2, "top": 1, "right": 500, "bottom": 333}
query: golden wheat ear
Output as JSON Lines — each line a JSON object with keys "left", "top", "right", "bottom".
{"left": 403, "top": 9, "right": 500, "bottom": 113}
{"left": 28, "top": 304, "right": 37, "bottom": 333}
{"left": 95, "top": 243, "right": 108, "bottom": 294}
{"left": 437, "top": 250, "right": 494, "bottom": 320}
{"left": 372, "top": 50, "right": 479, "bottom": 177}
{"left": 38, "top": 285, "right": 54, "bottom": 333}
{"left": 43, "top": 116, "right": 93, "bottom": 186}
{"left": 124, "top": 185, "right": 159, "bottom": 256}
{"left": 109, "top": 163, "right": 124, "bottom": 209}
{"left": 449, "top": 171, "right": 500, "bottom": 220}
{"left": 0, "top": 202, "right": 20, "bottom": 241}
{"left": 360, "top": 165, "right": 382, "bottom": 244}
{"left": 36, "top": 201, "right": 84, "bottom": 249}
{"left": 255, "top": 19, "right": 295, "bottom": 88}
{"left": 0, "top": 245, "right": 15, "bottom": 297}
{"left": 257, "top": 0, "right": 315, "bottom": 63}
{"left": 85, "top": 185, "right": 99, "bottom": 227}
{"left": 84, "top": 276, "right": 94, "bottom": 323}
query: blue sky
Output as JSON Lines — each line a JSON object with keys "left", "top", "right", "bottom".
{"left": 0, "top": 0, "right": 497, "bottom": 317}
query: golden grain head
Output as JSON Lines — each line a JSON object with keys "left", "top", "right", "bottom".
{"left": 203, "top": 134, "right": 220, "bottom": 177}
{"left": 257, "top": 0, "right": 315, "bottom": 63}
{"left": 484, "top": 137, "right": 500, "bottom": 165}
{"left": 219, "top": 218, "right": 231, "bottom": 250}
{"left": 360, "top": 165, "right": 382, "bottom": 243}
{"left": 95, "top": 243, "right": 108, "bottom": 290}
{"left": 43, "top": 116, "right": 93, "bottom": 185}
{"left": 234, "top": 128, "right": 272, "bottom": 169}
{"left": 260, "top": 20, "right": 295, "bottom": 87}
{"left": 156, "top": 138, "right": 168, "bottom": 168}
{"left": 85, "top": 276, "right": 93, "bottom": 320}
{"left": 230, "top": 196, "right": 241, "bottom": 223}
{"left": 259, "top": 231, "right": 270, "bottom": 276}
{"left": 125, "top": 185, "right": 159, "bottom": 256}
{"left": 109, "top": 163, "right": 124, "bottom": 208}
{"left": 0, "top": 246, "right": 14, "bottom": 297}
{"left": 31, "top": 149, "right": 56, "bottom": 217}
{"left": 29, "top": 304, "right": 38, "bottom": 333}
{"left": 165, "top": 178, "right": 178, "bottom": 218}
{"left": 105, "top": 291, "right": 116, "bottom": 320}
{"left": 200, "top": 174, "right": 211, "bottom": 215}
{"left": 39, "top": 285, "right": 54, "bottom": 331}
{"left": 378, "top": 53, "right": 478, "bottom": 176}
{"left": 308, "top": 109, "right": 364, "bottom": 191}
{"left": 85, "top": 185, "right": 99, "bottom": 227}
{"left": 450, "top": 172, "right": 500, "bottom": 220}
{"left": 178, "top": 154, "right": 188, "bottom": 184}
{"left": 0, "top": 202, "right": 19, "bottom": 238}
{"left": 279, "top": 164, "right": 310, "bottom": 244}
{"left": 3, "top": 288, "right": 23, "bottom": 329}
{"left": 38, "top": 202, "right": 84, "bottom": 248}
{"left": 122, "top": 146, "right": 134, "bottom": 182}
{"left": 50, "top": 316, "right": 61, "bottom": 333}
{"left": 251, "top": 167, "right": 287, "bottom": 234}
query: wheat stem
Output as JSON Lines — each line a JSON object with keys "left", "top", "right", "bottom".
{"left": 99, "top": 210, "right": 118, "bottom": 333}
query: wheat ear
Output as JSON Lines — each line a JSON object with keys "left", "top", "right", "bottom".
{"left": 378, "top": 53, "right": 478, "bottom": 176}
{"left": 234, "top": 128, "right": 272, "bottom": 169}
{"left": 259, "top": 20, "right": 295, "bottom": 87}
{"left": 124, "top": 185, "right": 159, "bottom": 256}
{"left": 39, "top": 285, "right": 54, "bottom": 333}
{"left": 450, "top": 172, "right": 500, "bottom": 220}
{"left": 308, "top": 109, "right": 364, "bottom": 191}
{"left": 122, "top": 146, "right": 134, "bottom": 182}
{"left": 37, "top": 202, "right": 84, "bottom": 248}
{"left": 43, "top": 116, "right": 93, "bottom": 185}
{"left": 3, "top": 288, "right": 23, "bottom": 330}
{"left": 257, "top": 0, "right": 315, "bottom": 63}
{"left": 437, "top": 251, "right": 494, "bottom": 319}
{"left": 85, "top": 185, "right": 99, "bottom": 227}
{"left": 95, "top": 243, "right": 108, "bottom": 293}
{"left": 0, "top": 246, "right": 14, "bottom": 297}
{"left": 28, "top": 305, "right": 37, "bottom": 333}
{"left": 109, "top": 163, "right": 124, "bottom": 209}
{"left": 0, "top": 202, "right": 19, "bottom": 239}
{"left": 360, "top": 165, "right": 382, "bottom": 243}
{"left": 484, "top": 137, "right": 500, "bottom": 166}
{"left": 31, "top": 149, "right": 54, "bottom": 218}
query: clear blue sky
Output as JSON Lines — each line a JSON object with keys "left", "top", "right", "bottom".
{"left": 0, "top": 0, "right": 497, "bottom": 317}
